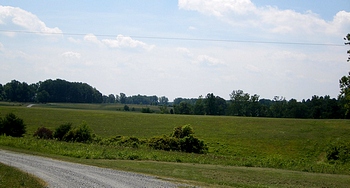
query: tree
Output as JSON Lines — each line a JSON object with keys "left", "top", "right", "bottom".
{"left": 339, "top": 72, "right": 350, "bottom": 117}
{"left": 0, "top": 113, "right": 26, "bottom": 137}
{"left": 339, "top": 34, "right": 350, "bottom": 117}
{"left": 229, "top": 90, "right": 250, "bottom": 116}
{"left": 158, "top": 96, "right": 169, "bottom": 105}
{"left": 193, "top": 95, "right": 205, "bottom": 115}
{"left": 174, "top": 101, "right": 192, "bottom": 114}
{"left": 345, "top": 33, "right": 350, "bottom": 62}
{"left": 120, "top": 93, "right": 126, "bottom": 104}
{"left": 204, "top": 93, "right": 217, "bottom": 115}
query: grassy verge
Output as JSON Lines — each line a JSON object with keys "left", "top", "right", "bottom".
{"left": 1, "top": 147, "right": 350, "bottom": 188}
{"left": 0, "top": 162, "right": 46, "bottom": 188}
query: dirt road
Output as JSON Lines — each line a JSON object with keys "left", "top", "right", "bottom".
{"left": 0, "top": 150, "right": 182, "bottom": 188}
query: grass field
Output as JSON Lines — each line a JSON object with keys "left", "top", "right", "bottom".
{"left": 0, "top": 103, "right": 350, "bottom": 187}
{"left": 0, "top": 162, "right": 46, "bottom": 188}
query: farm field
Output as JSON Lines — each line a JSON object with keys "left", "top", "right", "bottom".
{"left": 1, "top": 103, "right": 350, "bottom": 187}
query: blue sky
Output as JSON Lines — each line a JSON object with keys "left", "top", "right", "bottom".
{"left": 0, "top": 0, "right": 349, "bottom": 101}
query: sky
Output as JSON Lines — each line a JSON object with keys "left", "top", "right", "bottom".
{"left": 0, "top": 0, "right": 349, "bottom": 101}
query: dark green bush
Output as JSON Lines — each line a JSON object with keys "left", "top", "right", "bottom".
{"left": 63, "top": 122, "right": 93, "bottom": 143}
{"left": 326, "top": 140, "right": 350, "bottom": 163}
{"left": 171, "top": 124, "right": 194, "bottom": 138}
{"left": 148, "top": 125, "right": 208, "bottom": 154}
{"left": 141, "top": 107, "right": 153, "bottom": 113}
{"left": 123, "top": 105, "right": 130, "bottom": 111}
{"left": 33, "top": 127, "right": 53, "bottom": 139}
{"left": 53, "top": 123, "right": 72, "bottom": 140}
{"left": 0, "top": 113, "right": 26, "bottom": 137}
{"left": 180, "top": 135, "right": 208, "bottom": 154}
{"left": 148, "top": 135, "right": 180, "bottom": 151}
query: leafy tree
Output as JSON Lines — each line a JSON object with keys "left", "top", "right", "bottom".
{"left": 0, "top": 113, "right": 26, "bottom": 137}
{"left": 229, "top": 90, "right": 250, "bottom": 116}
{"left": 345, "top": 33, "right": 350, "bottom": 62}
{"left": 3, "top": 80, "right": 35, "bottom": 102}
{"left": 339, "top": 72, "right": 350, "bottom": 117}
{"left": 120, "top": 93, "right": 126, "bottom": 104}
{"left": 270, "top": 96, "right": 287, "bottom": 118}
{"left": 193, "top": 95, "right": 205, "bottom": 115}
{"left": 174, "top": 101, "right": 192, "bottom": 114}
{"left": 0, "top": 84, "right": 5, "bottom": 101}
{"left": 158, "top": 96, "right": 169, "bottom": 105}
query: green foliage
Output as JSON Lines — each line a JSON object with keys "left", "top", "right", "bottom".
{"left": 0, "top": 113, "right": 26, "bottom": 137}
{"left": 141, "top": 107, "right": 153, "bottom": 113}
{"left": 171, "top": 124, "right": 194, "bottom": 138}
{"left": 179, "top": 135, "right": 208, "bottom": 154}
{"left": 326, "top": 140, "right": 350, "bottom": 163}
{"left": 123, "top": 105, "right": 130, "bottom": 111}
{"left": 149, "top": 125, "right": 208, "bottom": 154}
{"left": 33, "top": 127, "right": 53, "bottom": 139}
{"left": 53, "top": 123, "right": 72, "bottom": 140}
{"left": 63, "top": 122, "right": 93, "bottom": 143}
{"left": 148, "top": 135, "right": 180, "bottom": 151}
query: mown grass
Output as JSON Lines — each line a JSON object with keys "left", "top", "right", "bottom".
{"left": 0, "top": 162, "right": 46, "bottom": 188}
{"left": 1, "top": 104, "right": 350, "bottom": 187}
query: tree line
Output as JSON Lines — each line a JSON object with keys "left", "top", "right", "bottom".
{"left": 172, "top": 91, "right": 347, "bottom": 119}
{"left": 0, "top": 79, "right": 103, "bottom": 103}
{"left": 0, "top": 78, "right": 349, "bottom": 119}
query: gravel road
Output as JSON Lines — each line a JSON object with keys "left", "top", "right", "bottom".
{"left": 0, "top": 150, "right": 183, "bottom": 188}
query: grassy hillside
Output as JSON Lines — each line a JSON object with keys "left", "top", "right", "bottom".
{"left": 1, "top": 103, "right": 350, "bottom": 187}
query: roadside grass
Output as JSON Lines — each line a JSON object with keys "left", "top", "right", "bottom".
{"left": 1, "top": 104, "right": 350, "bottom": 186}
{"left": 0, "top": 162, "right": 46, "bottom": 188}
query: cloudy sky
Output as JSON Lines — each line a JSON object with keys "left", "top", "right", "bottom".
{"left": 0, "top": 0, "right": 349, "bottom": 101}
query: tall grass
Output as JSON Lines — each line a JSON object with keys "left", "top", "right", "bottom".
{"left": 0, "top": 162, "right": 46, "bottom": 188}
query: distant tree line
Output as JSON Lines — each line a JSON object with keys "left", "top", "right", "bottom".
{"left": 0, "top": 79, "right": 103, "bottom": 103}
{"left": 172, "top": 90, "right": 347, "bottom": 119}
{"left": 102, "top": 93, "right": 169, "bottom": 106}
{"left": 1, "top": 77, "right": 349, "bottom": 119}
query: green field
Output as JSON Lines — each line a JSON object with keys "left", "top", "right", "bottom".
{"left": 0, "top": 162, "right": 46, "bottom": 188}
{"left": 0, "top": 103, "right": 350, "bottom": 187}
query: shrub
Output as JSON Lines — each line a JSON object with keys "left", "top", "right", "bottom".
{"left": 123, "top": 105, "right": 130, "bottom": 111}
{"left": 148, "top": 135, "right": 180, "bottom": 151}
{"left": 149, "top": 125, "right": 208, "bottom": 154}
{"left": 0, "top": 113, "right": 26, "bottom": 137}
{"left": 53, "top": 123, "right": 72, "bottom": 140}
{"left": 141, "top": 107, "right": 153, "bottom": 113}
{"left": 33, "top": 127, "right": 53, "bottom": 139}
{"left": 326, "top": 140, "right": 350, "bottom": 163}
{"left": 62, "top": 122, "right": 93, "bottom": 143}
{"left": 171, "top": 124, "right": 194, "bottom": 138}
{"left": 180, "top": 135, "right": 208, "bottom": 154}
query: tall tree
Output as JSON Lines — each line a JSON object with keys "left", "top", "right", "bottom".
{"left": 339, "top": 34, "right": 350, "bottom": 117}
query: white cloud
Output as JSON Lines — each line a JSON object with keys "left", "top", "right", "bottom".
{"left": 178, "top": 0, "right": 350, "bottom": 36}
{"left": 84, "top": 33, "right": 103, "bottom": 46}
{"left": 177, "top": 47, "right": 225, "bottom": 66}
{"left": 0, "top": 42, "right": 4, "bottom": 51}
{"left": 197, "top": 54, "right": 224, "bottom": 66}
{"left": 102, "top": 35, "right": 155, "bottom": 51}
{"left": 0, "top": 5, "right": 62, "bottom": 35}
{"left": 62, "top": 51, "right": 81, "bottom": 59}
{"left": 68, "top": 37, "right": 81, "bottom": 44}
